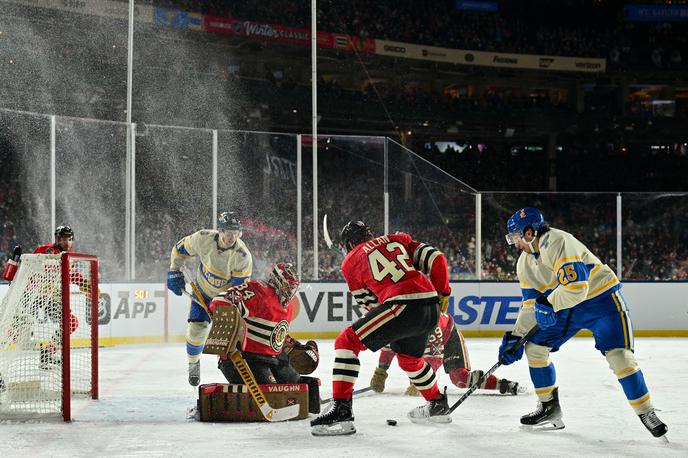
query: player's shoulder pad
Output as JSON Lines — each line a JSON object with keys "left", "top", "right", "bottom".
{"left": 235, "top": 239, "right": 250, "bottom": 257}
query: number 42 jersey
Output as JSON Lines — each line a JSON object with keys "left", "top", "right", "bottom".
{"left": 341, "top": 232, "right": 450, "bottom": 310}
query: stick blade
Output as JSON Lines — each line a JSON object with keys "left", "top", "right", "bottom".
{"left": 260, "top": 402, "right": 301, "bottom": 422}
{"left": 323, "top": 214, "right": 333, "bottom": 249}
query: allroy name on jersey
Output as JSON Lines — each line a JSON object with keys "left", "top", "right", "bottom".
{"left": 450, "top": 295, "right": 521, "bottom": 326}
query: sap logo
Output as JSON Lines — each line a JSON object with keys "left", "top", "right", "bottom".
{"left": 451, "top": 296, "right": 520, "bottom": 325}
{"left": 297, "top": 291, "right": 364, "bottom": 322}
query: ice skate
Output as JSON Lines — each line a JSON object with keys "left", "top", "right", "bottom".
{"left": 498, "top": 378, "right": 522, "bottom": 395}
{"left": 39, "top": 348, "right": 61, "bottom": 370}
{"left": 188, "top": 361, "right": 200, "bottom": 386}
{"left": 407, "top": 387, "right": 452, "bottom": 424}
{"left": 311, "top": 398, "right": 356, "bottom": 436}
{"left": 520, "top": 387, "right": 564, "bottom": 430}
{"left": 639, "top": 410, "right": 668, "bottom": 439}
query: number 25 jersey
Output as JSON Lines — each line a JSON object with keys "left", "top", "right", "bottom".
{"left": 341, "top": 232, "right": 450, "bottom": 309}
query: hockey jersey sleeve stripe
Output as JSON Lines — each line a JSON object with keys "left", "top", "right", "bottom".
{"left": 174, "top": 240, "right": 192, "bottom": 257}
{"left": 413, "top": 244, "right": 440, "bottom": 273}
{"left": 245, "top": 319, "right": 274, "bottom": 332}
{"left": 246, "top": 328, "right": 272, "bottom": 345}
{"left": 245, "top": 315, "right": 279, "bottom": 327}
{"left": 521, "top": 287, "right": 541, "bottom": 301}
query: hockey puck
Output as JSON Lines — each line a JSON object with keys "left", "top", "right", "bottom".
{"left": 386, "top": 419, "right": 397, "bottom": 426}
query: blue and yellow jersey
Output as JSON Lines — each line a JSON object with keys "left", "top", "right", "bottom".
{"left": 169, "top": 230, "right": 252, "bottom": 300}
{"left": 512, "top": 227, "right": 620, "bottom": 336}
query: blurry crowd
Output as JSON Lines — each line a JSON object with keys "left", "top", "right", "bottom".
{"left": 146, "top": 0, "right": 687, "bottom": 68}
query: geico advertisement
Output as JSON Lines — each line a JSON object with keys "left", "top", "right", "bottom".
{"left": 289, "top": 282, "right": 523, "bottom": 333}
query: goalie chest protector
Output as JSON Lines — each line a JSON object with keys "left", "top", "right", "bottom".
{"left": 198, "top": 383, "right": 309, "bottom": 422}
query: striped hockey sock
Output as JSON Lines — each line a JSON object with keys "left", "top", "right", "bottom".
{"left": 332, "top": 326, "right": 365, "bottom": 399}
{"left": 398, "top": 354, "right": 440, "bottom": 401}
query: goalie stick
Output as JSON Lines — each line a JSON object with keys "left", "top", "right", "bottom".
{"left": 182, "top": 284, "right": 300, "bottom": 422}
{"left": 448, "top": 325, "right": 539, "bottom": 414}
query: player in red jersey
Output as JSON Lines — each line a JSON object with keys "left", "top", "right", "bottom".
{"left": 209, "top": 262, "right": 321, "bottom": 410}
{"left": 311, "top": 221, "right": 452, "bottom": 436}
{"left": 372, "top": 312, "right": 522, "bottom": 396}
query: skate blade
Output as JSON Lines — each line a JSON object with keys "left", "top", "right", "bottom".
{"left": 408, "top": 414, "right": 452, "bottom": 425}
{"left": 521, "top": 419, "right": 565, "bottom": 431}
{"left": 311, "top": 421, "right": 356, "bottom": 436}
{"left": 659, "top": 435, "right": 669, "bottom": 443}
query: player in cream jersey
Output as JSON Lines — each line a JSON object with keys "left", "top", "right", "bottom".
{"left": 167, "top": 212, "right": 252, "bottom": 386}
{"left": 498, "top": 208, "right": 667, "bottom": 439}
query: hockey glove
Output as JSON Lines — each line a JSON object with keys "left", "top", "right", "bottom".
{"left": 370, "top": 367, "right": 388, "bottom": 393}
{"left": 167, "top": 270, "right": 185, "bottom": 296}
{"left": 438, "top": 292, "right": 451, "bottom": 315}
{"left": 498, "top": 332, "right": 524, "bottom": 365}
{"left": 534, "top": 295, "right": 557, "bottom": 328}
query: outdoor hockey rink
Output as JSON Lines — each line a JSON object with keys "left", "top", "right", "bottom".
{"left": 0, "top": 338, "right": 685, "bottom": 457}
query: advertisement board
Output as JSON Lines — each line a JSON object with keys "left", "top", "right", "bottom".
{"left": 1, "top": 281, "right": 685, "bottom": 345}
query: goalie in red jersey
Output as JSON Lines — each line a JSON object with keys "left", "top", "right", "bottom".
{"left": 371, "top": 311, "right": 523, "bottom": 396}
{"left": 2, "top": 225, "right": 91, "bottom": 369}
{"left": 311, "top": 221, "right": 453, "bottom": 436}
{"left": 209, "top": 262, "right": 321, "bottom": 413}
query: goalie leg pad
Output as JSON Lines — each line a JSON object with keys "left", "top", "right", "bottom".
{"left": 186, "top": 321, "right": 210, "bottom": 363}
{"left": 198, "top": 383, "right": 310, "bottom": 422}
{"left": 203, "top": 306, "right": 245, "bottom": 356}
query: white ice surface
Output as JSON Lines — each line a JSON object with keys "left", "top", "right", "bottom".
{"left": 0, "top": 338, "right": 686, "bottom": 458}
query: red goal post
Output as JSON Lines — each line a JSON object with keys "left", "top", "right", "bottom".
{"left": 61, "top": 252, "right": 99, "bottom": 421}
{"left": 0, "top": 252, "right": 99, "bottom": 422}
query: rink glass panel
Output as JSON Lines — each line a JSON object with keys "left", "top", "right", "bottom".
{"left": 54, "top": 118, "right": 128, "bottom": 281}
{"left": 622, "top": 193, "right": 688, "bottom": 280}
{"left": 0, "top": 110, "right": 52, "bottom": 247}
{"left": 313, "top": 135, "right": 386, "bottom": 280}
{"left": 0, "top": 2, "right": 127, "bottom": 121}
{"left": 135, "top": 126, "right": 214, "bottom": 281}
{"left": 480, "top": 193, "right": 618, "bottom": 280}
{"left": 217, "top": 131, "right": 298, "bottom": 281}
{"left": 387, "top": 139, "right": 478, "bottom": 280}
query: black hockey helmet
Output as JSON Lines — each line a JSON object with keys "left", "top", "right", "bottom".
{"left": 218, "top": 211, "right": 241, "bottom": 232}
{"left": 341, "top": 221, "right": 373, "bottom": 251}
{"left": 55, "top": 225, "right": 74, "bottom": 240}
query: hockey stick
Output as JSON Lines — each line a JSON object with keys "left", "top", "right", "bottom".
{"left": 323, "top": 214, "right": 344, "bottom": 258}
{"left": 448, "top": 325, "right": 539, "bottom": 415}
{"left": 184, "top": 284, "right": 300, "bottom": 422}
{"left": 320, "top": 386, "right": 373, "bottom": 405}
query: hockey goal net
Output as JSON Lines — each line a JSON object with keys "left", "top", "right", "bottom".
{"left": 0, "top": 252, "right": 98, "bottom": 421}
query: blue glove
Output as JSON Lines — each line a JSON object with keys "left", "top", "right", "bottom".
{"left": 498, "top": 332, "right": 524, "bottom": 365}
{"left": 534, "top": 295, "right": 557, "bottom": 328}
{"left": 167, "top": 270, "right": 185, "bottom": 296}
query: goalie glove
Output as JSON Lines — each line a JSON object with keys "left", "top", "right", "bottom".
{"left": 283, "top": 337, "right": 319, "bottom": 375}
{"left": 2, "top": 245, "right": 21, "bottom": 282}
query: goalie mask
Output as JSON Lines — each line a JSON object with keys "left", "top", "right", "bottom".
{"left": 268, "top": 262, "right": 300, "bottom": 308}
